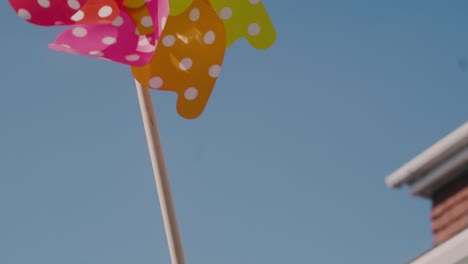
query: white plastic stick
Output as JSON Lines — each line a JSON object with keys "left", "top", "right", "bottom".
{"left": 135, "top": 80, "right": 186, "bottom": 264}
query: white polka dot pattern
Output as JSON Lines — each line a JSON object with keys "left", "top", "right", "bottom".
{"left": 9, "top": 0, "right": 170, "bottom": 66}
{"left": 8, "top": 0, "right": 277, "bottom": 119}
{"left": 210, "top": 0, "right": 277, "bottom": 49}
{"left": 132, "top": 0, "right": 226, "bottom": 119}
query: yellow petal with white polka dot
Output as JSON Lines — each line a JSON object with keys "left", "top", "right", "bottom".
{"left": 210, "top": 0, "right": 276, "bottom": 49}
{"left": 169, "top": 0, "right": 192, "bottom": 16}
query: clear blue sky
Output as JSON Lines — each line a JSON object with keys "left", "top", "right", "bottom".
{"left": 1, "top": 1, "right": 468, "bottom": 263}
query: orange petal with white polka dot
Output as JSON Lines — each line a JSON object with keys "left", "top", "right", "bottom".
{"left": 71, "top": 0, "right": 120, "bottom": 24}
{"left": 131, "top": 0, "right": 226, "bottom": 119}
{"left": 124, "top": 4, "right": 155, "bottom": 35}
{"left": 124, "top": 0, "right": 146, "bottom": 9}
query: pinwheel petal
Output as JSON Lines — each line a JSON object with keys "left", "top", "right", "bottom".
{"left": 123, "top": 0, "right": 146, "bottom": 9}
{"left": 9, "top": 0, "right": 88, "bottom": 26}
{"left": 168, "top": 0, "right": 192, "bottom": 16}
{"left": 132, "top": 0, "right": 226, "bottom": 119}
{"left": 210, "top": 0, "right": 276, "bottom": 49}
{"left": 124, "top": 4, "right": 156, "bottom": 35}
{"left": 70, "top": 0, "right": 121, "bottom": 24}
{"left": 49, "top": 0, "right": 169, "bottom": 66}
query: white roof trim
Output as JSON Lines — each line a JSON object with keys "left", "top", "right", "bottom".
{"left": 385, "top": 122, "right": 468, "bottom": 188}
{"left": 409, "top": 146, "right": 468, "bottom": 197}
{"left": 410, "top": 228, "right": 468, "bottom": 264}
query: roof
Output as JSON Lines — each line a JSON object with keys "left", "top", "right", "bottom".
{"left": 409, "top": 228, "right": 468, "bottom": 264}
{"left": 385, "top": 122, "right": 468, "bottom": 197}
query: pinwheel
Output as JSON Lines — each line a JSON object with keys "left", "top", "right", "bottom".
{"left": 9, "top": 0, "right": 276, "bottom": 262}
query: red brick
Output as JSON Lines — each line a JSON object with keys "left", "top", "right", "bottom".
{"left": 430, "top": 172, "right": 468, "bottom": 246}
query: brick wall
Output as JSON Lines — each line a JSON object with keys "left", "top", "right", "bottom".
{"left": 431, "top": 171, "right": 468, "bottom": 246}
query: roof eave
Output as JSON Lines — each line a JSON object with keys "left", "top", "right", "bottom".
{"left": 385, "top": 122, "right": 468, "bottom": 189}
{"left": 410, "top": 228, "right": 468, "bottom": 264}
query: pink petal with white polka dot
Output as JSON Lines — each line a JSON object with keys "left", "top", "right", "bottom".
{"left": 153, "top": 0, "right": 169, "bottom": 36}
{"left": 48, "top": 5, "right": 168, "bottom": 66}
{"left": 8, "top": 0, "right": 89, "bottom": 26}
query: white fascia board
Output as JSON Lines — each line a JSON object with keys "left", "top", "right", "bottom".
{"left": 409, "top": 146, "right": 468, "bottom": 197}
{"left": 410, "top": 228, "right": 468, "bottom": 264}
{"left": 385, "top": 122, "right": 468, "bottom": 188}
